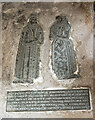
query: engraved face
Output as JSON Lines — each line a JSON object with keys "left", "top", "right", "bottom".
{"left": 29, "top": 14, "right": 37, "bottom": 24}
{"left": 56, "top": 15, "right": 66, "bottom": 23}
{"left": 55, "top": 15, "right": 71, "bottom": 38}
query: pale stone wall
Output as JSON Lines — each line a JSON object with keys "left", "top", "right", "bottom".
{"left": 1, "top": 2, "right": 94, "bottom": 118}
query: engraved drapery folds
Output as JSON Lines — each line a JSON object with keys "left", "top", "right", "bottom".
{"left": 14, "top": 14, "right": 44, "bottom": 83}
{"left": 49, "top": 16, "right": 78, "bottom": 79}
{"left": 14, "top": 14, "right": 78, "bottom": 83}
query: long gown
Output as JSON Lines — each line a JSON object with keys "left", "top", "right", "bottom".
{"left": 49, "top": 17, "right": 77, "bottom": 79}
{"left": 14, "top": 22, "right": 44, "bottom": 83}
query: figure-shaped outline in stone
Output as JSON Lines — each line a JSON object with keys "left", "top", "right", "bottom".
{"left": 14, "top": 14, "right": 44, "bottom": 83}
{"left": 49, "top": 15, "right": 78, "bottom": 79}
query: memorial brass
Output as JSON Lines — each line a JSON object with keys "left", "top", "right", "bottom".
{"left": 6, "top": 89, "right": 90, "bottom": 112}
{"left": 14, "top": 14, "right": 44, "bottom": 83}
{"left": 49, "top": 16, "right": 78, "bottom": 79}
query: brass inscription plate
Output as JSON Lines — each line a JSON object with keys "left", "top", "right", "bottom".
{"left": 6, "top": 89, "right": 90, "bottom": 112}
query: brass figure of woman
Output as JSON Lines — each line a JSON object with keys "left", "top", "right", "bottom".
{"left": 49, "top": 16, "right": 78, "bottom": 79}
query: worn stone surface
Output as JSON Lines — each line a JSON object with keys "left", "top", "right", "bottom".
{"left": 93, "top": 3, "right": 95, "bottom": 119}
{"left": 1, "top": 2, "right": 93, "bottom": 118}
{"left": 1, "top": 0, "right": 95, "bottom": 2}
{"left": 0, "top": 3, "right": 2, "bottom": 120}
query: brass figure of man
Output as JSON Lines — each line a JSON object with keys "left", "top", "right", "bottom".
{"left": 14, "top": 14, "right": 44, "bottom": 83}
